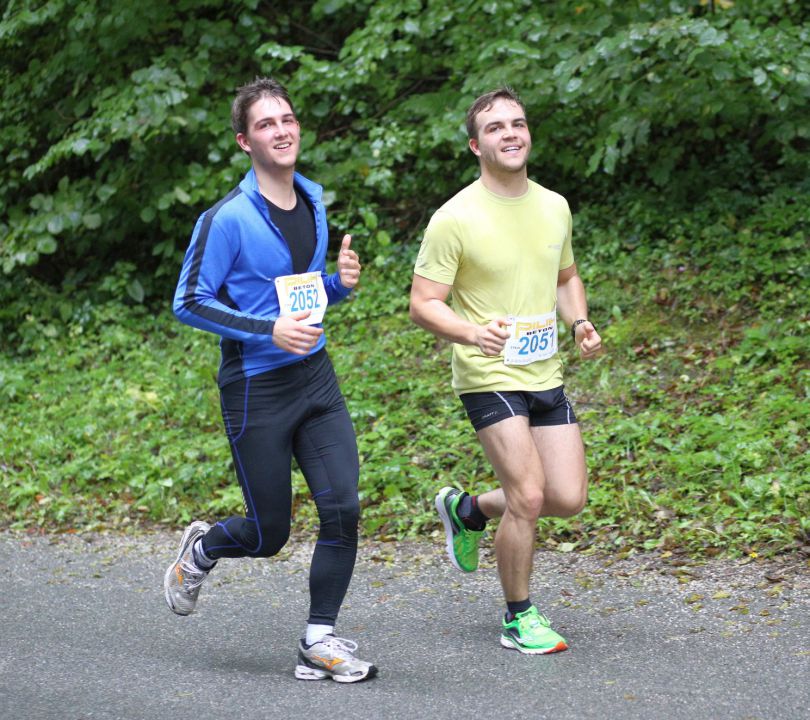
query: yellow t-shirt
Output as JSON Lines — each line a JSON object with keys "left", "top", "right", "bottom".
{"left": 414, "top": 179, "right": 574, "bottom": 394}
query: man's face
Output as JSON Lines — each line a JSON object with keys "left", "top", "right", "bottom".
{"left": 468, "top": 99, "right": 531, "bottom": 175}
{"left": 236, "top": 95, "right": 300, "bottom": 172}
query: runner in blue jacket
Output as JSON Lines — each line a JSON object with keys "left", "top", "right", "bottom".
{"left": 173, "top": 166, "right": 352, "bottom": 387}
{"left": 164, "top": 77, "right": 377, "bottom": 684}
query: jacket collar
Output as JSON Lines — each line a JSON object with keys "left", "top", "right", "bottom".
{"left": 239, "top": 167, "right": 323, "bottom": 208}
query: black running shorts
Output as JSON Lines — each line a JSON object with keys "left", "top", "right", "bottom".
{"left": 460, "top": 386, "right": 577, "bottom": 432}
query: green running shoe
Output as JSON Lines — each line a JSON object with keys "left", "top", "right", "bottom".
{"left": 501, "top": 606, "right": 568, "bottom": 654}
{"left": 435, "top": 486, "right": 483, "bottom": 572}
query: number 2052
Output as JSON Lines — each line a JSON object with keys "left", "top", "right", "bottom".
{"left": 289, "top": 288, "right": 321, "bottom": 312}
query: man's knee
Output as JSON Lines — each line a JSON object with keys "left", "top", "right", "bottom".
{"left": 251, "top": 523, "right": 291, "bottom": 557}
{"left": 556, "top": 496, "right": 587, "bottom": 518}
{"left": 317, "top": 495, "right": 360, "bottom": 542}
{"left": 506, "top": 488, "right": 545, "bottom": 522}
{"left": 335, "top": 496, "right": 361, "bottom": 532}
{"left": 547, "top": 485, "right": 588, "bottom": 518}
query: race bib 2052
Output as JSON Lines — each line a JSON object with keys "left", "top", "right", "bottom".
{"left": 274, "top": 272, "right": 328, "bottom": 326}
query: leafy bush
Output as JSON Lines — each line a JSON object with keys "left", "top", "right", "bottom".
{"left": 1, "top": 1, "right": 806, "bottom": 556}
{"left": 2, "top": 193, "right": 807, "bottom": 556}
{"left": 1, "top": 1, "right": 807, "bottom": 296}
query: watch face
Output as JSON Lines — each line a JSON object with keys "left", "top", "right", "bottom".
{"left": 571, "top": 320, "right": 587, "bottom": 341}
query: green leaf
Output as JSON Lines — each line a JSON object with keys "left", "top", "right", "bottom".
{"left": 174, "top": 187, "right": 191, "bottom": 204}
{"left": 126, "top": 279, "right": 145, "bottom": 303}
{"left": 82, "top": 213, "right": 102, "bottom": 230}
{"left": 36, "top": 236, "right": 57, "bottom": 254}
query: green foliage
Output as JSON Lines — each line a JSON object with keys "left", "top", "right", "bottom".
{"left": 1, "top": 0, "right": 808, "bottom": 295}
{"left": 1, "top": 1, "right": 807, "bottom": 556}
{"left": 2, "top": 190, "right": 807, "bottom": 557}
{"left": 1, "top": 304, "right": 225, "bottom": 528}
{"left": 551, "top": 12, "right": 810, "bottom": 190}
{"left": 1, "top": 0, "right": 280, "bottom": 283}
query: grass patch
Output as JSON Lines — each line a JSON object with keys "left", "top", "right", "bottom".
{"left": 2, "top": 190, "right": 807, "bottom": 557}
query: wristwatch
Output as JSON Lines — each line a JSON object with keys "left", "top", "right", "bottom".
{"left": 571, "top": 319, "right": 589, "bottom": 342}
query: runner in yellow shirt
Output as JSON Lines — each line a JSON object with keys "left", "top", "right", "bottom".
{"left": 410, "top": 87, "right": 602, "bottom": 654}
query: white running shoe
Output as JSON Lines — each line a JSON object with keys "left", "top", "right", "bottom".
{"left": 295, "top": 635, "right": 378, "bottom": 683}
{"left": 163, "top": 520, "right": 212, "bottom": 616}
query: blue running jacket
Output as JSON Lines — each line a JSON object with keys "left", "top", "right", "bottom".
{"left": 173, "top": 167, "right": 352, "bottom": 387}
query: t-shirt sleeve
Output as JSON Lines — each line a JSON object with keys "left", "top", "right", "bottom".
{"left": 413, "top": 209, "right": 462, "bottom": 286}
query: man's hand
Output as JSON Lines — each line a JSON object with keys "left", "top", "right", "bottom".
{"left": 337, "top": 234, "right": 361, "bottom": 289}
{"left": 475, "top": 318, "right": 511, "bottom": 356}
{"left": 575, "top": 322, "right": 602, "bottom": 359}
{"left": 272, "top": 311, "right": 324, "bottom": 355}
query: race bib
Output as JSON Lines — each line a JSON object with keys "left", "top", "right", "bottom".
{"left": 503, "top": 312, "right": 557, "bottom": 366}
{"left": 274, "top": 272, "right": 327, "bottom": 326}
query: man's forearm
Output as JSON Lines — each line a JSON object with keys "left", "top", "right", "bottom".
{"left": 410, "top": 298, "right": 477, "bottom": 345}
{"left": 556, "top": 274, "right": 589, "bottom": 328}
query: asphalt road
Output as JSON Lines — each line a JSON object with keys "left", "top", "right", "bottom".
{"left": 1, "top": 530, "right": 807, "bottom": 720}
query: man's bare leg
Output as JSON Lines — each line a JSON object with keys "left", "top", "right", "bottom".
{"left": 531, "top": 423, "right": 587, "bottom": 517}
{"left": 476, "top": 416, "right": 545, "bottom": 602}
{"left": 476, "top": 422, "right": 587, "bottom": 521}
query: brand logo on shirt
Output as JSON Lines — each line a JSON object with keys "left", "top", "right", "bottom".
{"left": 547, "top": 244, "right": 561, "bottom": 250}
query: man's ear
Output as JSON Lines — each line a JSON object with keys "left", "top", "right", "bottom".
{"left": 236, "top": 132, "right": 251, "bottom": 154}
{"left": 468, "top": 138, "right": 481, "bottom": 157}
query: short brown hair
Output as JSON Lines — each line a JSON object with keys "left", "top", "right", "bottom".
{"left": 465, "top": 87, "right": 526, "bottom": 139}
{"left": 231, "top": 77, "right": 296, "bottom": 135}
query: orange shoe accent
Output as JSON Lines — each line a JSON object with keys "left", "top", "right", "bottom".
{"left": 313, "top": 655, "right": 344, "bottom": 671}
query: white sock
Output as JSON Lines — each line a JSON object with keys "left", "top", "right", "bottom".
{"left": 305, "top": 624, "right": 334, "bottom": 646}
{"left": 192, "top": 538, "right": 216, "bottom": 570}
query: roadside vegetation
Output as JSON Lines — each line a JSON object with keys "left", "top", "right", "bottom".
{"left": 1, "top": 0, "right": 807, "bottom": 557}
{"left": 2, "top": 184, "right": 806, "bottom": 556}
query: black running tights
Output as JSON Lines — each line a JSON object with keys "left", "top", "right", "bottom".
{"left": 199, "top": 349, "right": 360, "bottom": 625}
